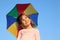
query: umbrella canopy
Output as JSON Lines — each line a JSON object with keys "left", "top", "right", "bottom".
{"left": 6, "top": 3, "right": 39, "bottom": 37}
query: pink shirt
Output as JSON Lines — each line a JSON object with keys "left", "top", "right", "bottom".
{"left": 17, "top": 28, "right": 40, "bottom": 40}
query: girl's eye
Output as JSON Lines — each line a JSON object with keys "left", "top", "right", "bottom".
{"left": 25, "top": 17, "right": 28, "bottom": 19}
{"left": 25, "top": 17, "right": 27, "bottom": 18}
{"left": 26, "top": 17, "right": 28, "bottom": 19}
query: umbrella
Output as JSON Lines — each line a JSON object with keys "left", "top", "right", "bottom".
{"left": 6, "top": 3, "right": 39, "bottom": 37}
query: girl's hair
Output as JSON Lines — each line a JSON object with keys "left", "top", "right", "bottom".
{"left": 16, "top": 14, "right": 35, "bottom": 28}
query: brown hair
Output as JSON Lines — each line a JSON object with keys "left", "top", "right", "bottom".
{"left": 16, "top": 14, "right": 36, "bottom": 28}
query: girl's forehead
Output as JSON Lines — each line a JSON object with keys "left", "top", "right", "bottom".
{"left": 22, "top": 15, "right": 27, "bottom": 18}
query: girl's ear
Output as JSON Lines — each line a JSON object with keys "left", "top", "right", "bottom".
{"left": 29, "top": 18, "right": 32, "bottom": 22}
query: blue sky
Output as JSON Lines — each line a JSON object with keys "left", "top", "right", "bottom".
{"left": 0, "top": 0, "right": 60, "bottom": 40}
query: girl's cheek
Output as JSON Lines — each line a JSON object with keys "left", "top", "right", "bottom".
{"left": 22, "top": 21, "right": 26, "bottom": 24}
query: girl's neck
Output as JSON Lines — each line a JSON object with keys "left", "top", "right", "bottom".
{"left": 24, "top": 25, "right": 33, "bottom": 29}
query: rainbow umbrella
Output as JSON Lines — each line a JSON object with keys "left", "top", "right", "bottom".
{"left": 6, "top": 3, "right": 39, "bottom": 37}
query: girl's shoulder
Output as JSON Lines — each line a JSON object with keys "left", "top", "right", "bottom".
{"left": 33, "top": 28, "right": 40, "bottom": 33}
{"left": 34, "top": 28, "right": 39, "bottom": 30}
{"left": 19, "top": 28, "right": 39, "bottom": 32}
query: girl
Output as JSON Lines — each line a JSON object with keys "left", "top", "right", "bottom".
{"left": 16, "top": 14, "right": 40, "bottom": 40}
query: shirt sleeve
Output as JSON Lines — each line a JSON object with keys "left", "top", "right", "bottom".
{"left": 35, "top": 29, "right": 40, "bottom": 40}
{"left": 17, "top": 30, "right": 22, "bottom": 40}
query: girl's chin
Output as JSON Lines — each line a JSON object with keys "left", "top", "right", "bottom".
{"left": 24, "top": 24, "right": 30, "bottom": 26}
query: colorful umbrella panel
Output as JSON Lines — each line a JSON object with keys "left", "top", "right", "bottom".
{"left": 6, "top": 3, "right": 39, "bottom": 37}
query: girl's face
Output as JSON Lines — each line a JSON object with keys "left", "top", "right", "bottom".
{"left": 21, "top": 15, "right": 31, "bottom": 28}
